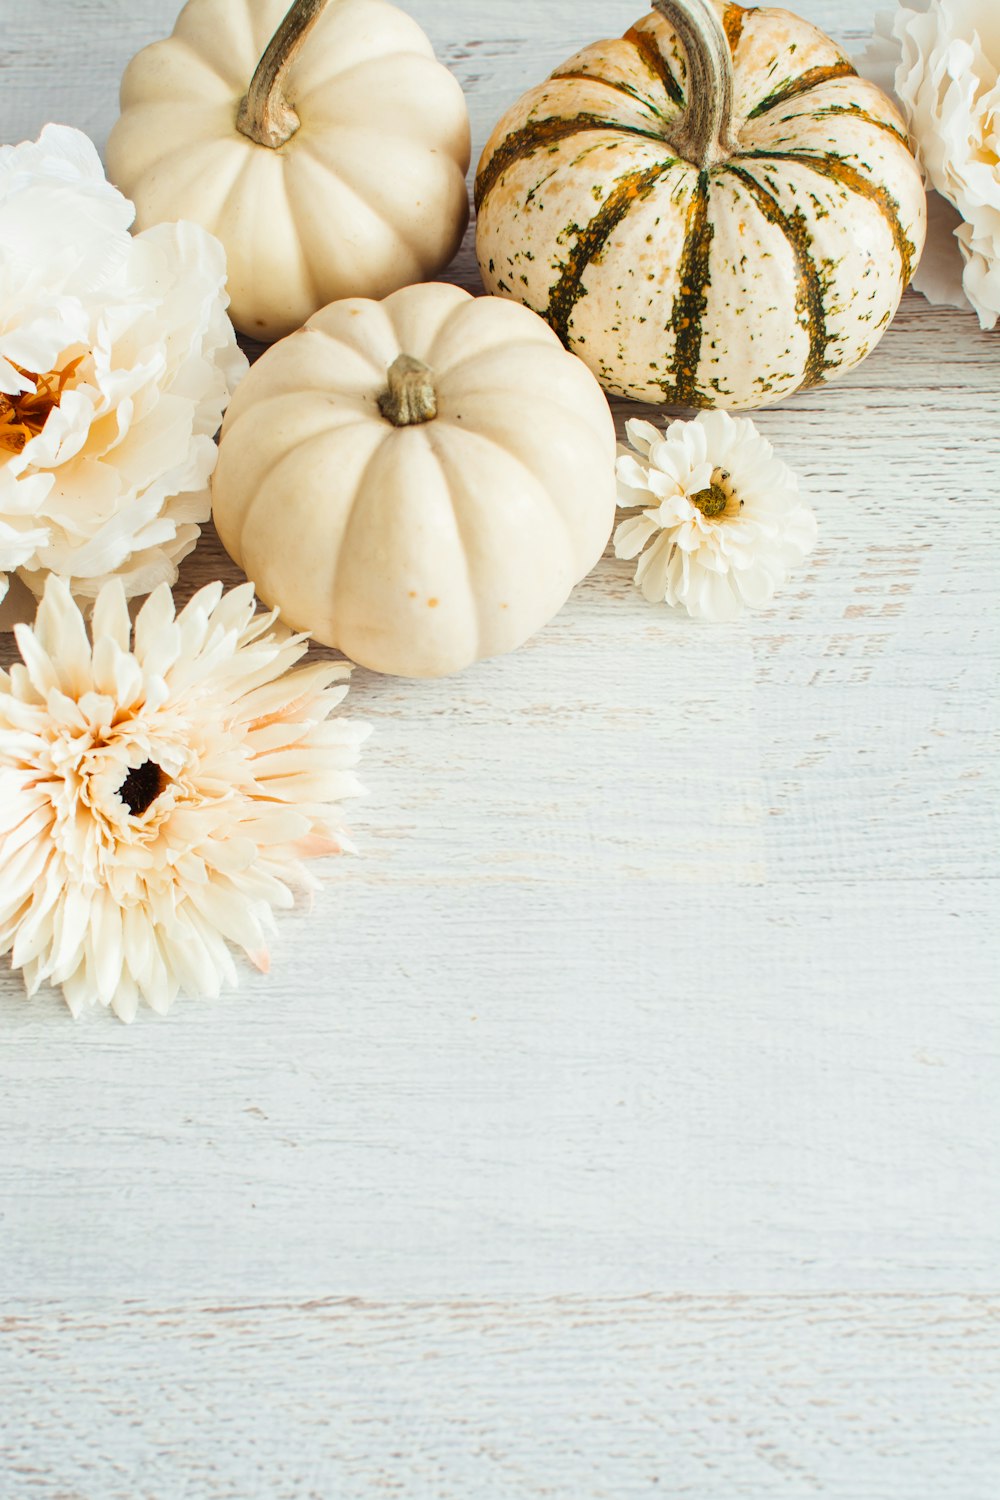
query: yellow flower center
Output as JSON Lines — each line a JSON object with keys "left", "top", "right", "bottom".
{"left": 691, "top": 481, "right": 729, "bottom": 519}
{"left": 0, "top": 357, "right": 83, "bottom": 455}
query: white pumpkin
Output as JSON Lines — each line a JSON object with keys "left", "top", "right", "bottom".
{"left": 475, "top": 0, "right": 927, "bottom": 410}
{"left": 106, "top": 0, "right": 471, "bottom": 341}
{"left": 211, "top": 282, "right": 618, "bottom": 677}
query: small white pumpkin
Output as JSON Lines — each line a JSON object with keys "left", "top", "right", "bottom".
{"left": 106, "top": 0, "right": 471, "bottom": 341}
{"left": 211, "top": 282, "right": 618, "bottom": 677}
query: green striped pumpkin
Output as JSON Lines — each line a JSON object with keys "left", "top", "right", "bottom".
{"left": 475, "top": 0, "right": 927, "bottom": 410}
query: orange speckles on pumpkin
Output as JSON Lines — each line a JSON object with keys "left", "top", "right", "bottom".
{"left": 658, "top": 174, "right": 714, "bottom": 405}
{"left": 723, "top": 3, "right": 749, "bottom": 54}
{"left": 544, "top": 159, "right": 676, "bottom": 342}
{"left": 427, "top": 598, "right": 439, "bottom": 608}
{"left": 749, "top": 60, "right": 858, "bottom": 120}
{"left": 475, "top": 113, "right": 664, "bottom": 209}
{"left": 475, "top": 3, "right": 921, "bottom": 410}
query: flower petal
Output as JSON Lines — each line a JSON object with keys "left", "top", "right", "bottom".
{"left": 0, "top": 571, "right": 366, "bottom": 1020}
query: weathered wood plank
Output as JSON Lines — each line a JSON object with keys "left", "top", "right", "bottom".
{"left": 1, "top": 1295, "right": 998, "bottom": 1500}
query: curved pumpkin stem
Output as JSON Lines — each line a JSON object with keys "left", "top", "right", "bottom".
{"left": 378, "top": 355, "right": 439, "bottom": 427}
{"left": 237, "top": 0, "right": 331, "bottom": 149}
{"left": 653, "top": 0, "right": 740, "bottom": 168}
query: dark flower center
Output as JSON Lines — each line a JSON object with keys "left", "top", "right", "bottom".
{"left": 118, "top": 760, "right": 167, "bottom": 817}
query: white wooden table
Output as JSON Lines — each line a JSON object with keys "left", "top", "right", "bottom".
{"left": 2, "top": 3, "right": 998, "bottom": 1496}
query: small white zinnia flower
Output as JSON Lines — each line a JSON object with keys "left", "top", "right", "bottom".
{"left": 0, "top": 576, "right": 368, "bottom": 1021}
{"left": 0, "top": 124, "right": 247, "bottom": 606}
{"left": 615, "top": 410, "right": 817, "bottom": 623}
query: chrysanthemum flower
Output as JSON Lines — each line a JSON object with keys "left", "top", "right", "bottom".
{"left": 0, "top": 576, "right": 368, "bottom": 1021}
{"left": 615, "top": 410, "right": 817, "bottom": 623}
{"left": 0, "top": 124, "right": 246, "bottom": 605}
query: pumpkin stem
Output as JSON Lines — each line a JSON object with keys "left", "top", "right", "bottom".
{"left": 653, "top": 0, "right": 739, "bottom": 168}
{"left": 236, "top": 0, "right": 331, "bottom": 150}
{"left": 379, "top": 355, "right": 438, "bottom": 427}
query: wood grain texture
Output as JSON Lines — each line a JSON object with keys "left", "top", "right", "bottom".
{"left": 2, "top": 1295, "right": 998, "bottom": 1500}
{"left": 1, "top": 3, "right": 998, "bottom": 1497}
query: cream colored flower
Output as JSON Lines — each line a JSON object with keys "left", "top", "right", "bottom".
{"left": 0, "top": 124, "right": 247, "bottom": 605}
{"left": 0, "top": 576, "right": 368, "bottom": 1021}
{"left": 615, "top": 411, "right": 816, "bottom": 623}
{"left": 872, "top": 0, "right": 1000, "bottom": 328}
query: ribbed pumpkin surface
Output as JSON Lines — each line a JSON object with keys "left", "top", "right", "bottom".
{"left": 107, "top": 0, "right": 471, "bottom": 341}
{"left": 475, "top": 1, "right": 927, "bottom": 410}
{"left": 211, "top": 284, "right": 617, "bottom": 679}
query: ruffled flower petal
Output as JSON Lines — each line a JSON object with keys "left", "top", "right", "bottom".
{"left": 0, "top": 125, "right": 247, "bottom": 604}
{"left": 613, "top": 411, "right": 817, "bottom": 622}
{"left": 866, "top": 0, "right": 1000, "bottom": 328}
{"left": 0, "top": 577, "right": 369, "bottom": 1021}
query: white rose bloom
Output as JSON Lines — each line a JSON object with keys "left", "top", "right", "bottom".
{"left": 872, "top": 0, "right": 1000, "bottom": 329}
{"left": 0, "top": 124, "right": 247, "bottom": 605}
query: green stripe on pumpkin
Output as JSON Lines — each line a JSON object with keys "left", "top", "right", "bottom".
{"left": 748, "top": 59, "right": 858, "bottom": 119}
{"left": 742, "top": 148, "right": 917, "bottom": 284}
{"left": 625, "top": 25, "right": 686, "bottom": 109}
{"left": 725, "top": 164, "right": 831, "bottom": 388}
{"left": 554, "top": 68, "right": 675, "bottom": 123}
{"left": 658, "top": 171, "right": 715, "bottom": 407}
{"left": 808, "top": 103, "right": 912, "bottom": 150}
{"left": 475, "top": 113, "right": 664, "bottom": 210}
{"left": 544, "top": 159, "right": 679, "bottom": 346}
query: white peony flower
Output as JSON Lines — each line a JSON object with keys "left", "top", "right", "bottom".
{"left": 0, "top": 576, "right": 368, "bottom": 1021}
{"left": 0, "top": 124, "right": 247, "bottom": 606}
{"left": 871, "top": 1, "right": 1000, "bottom": 328}
{"left": 615, "top": 411, "right": 817, "bottom": 623}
